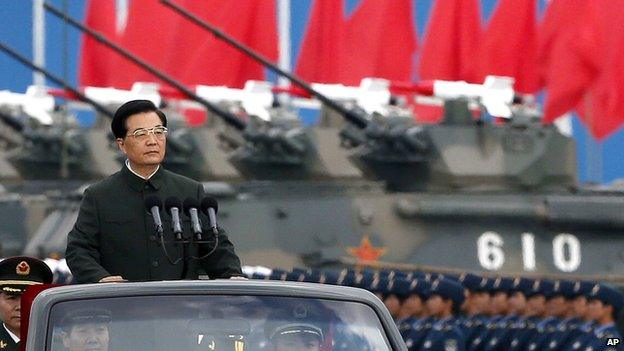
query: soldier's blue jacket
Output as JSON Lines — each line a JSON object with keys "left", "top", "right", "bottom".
{"left": 584, "top": 323, "right": 624, "bottom": 351}
{"left": 419, "top": 317, "right": 466, "bottom": 351}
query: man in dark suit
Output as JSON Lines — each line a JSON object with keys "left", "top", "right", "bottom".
{"left": 66, "top": 100, "right": 243, "bottom": 283}
{"left": 0, "top": 256, "right": 53, "bottom": 351}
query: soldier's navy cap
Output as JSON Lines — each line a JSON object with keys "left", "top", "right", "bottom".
{"left": 353, "top": 272, "right": 375, "bottom": 289}
{"left": 511, "top": 277, "right": 534, "bottom": 295}
{"left": 589, "top": 284, "right": 624, "bottom": 311}
{"left": 571, "top": 281, "right": 595, "bottom": 298}
{"left": 525, "top": 279, "right": 542, "bottom": 298}
{"left": 302, "top": 272, "right": 321, "bottom": 283}
{"left": 0, "top": 256, "right": 53, "bottom": 295}
{"left": 458, "top": 273, "right": 483, "bottom": 292}
{"left": 321, "top": 271, "right": 340, "bottom": 285}
{"left": 408, "top": 279, "right": 431, "bottom": 299}
{"left": 61, "top": 308, "right": 112, "bottom": 329}
{"left": 539, "top": 280, "right": 556, "bottom": 298}
{"left": 427, "top": 278, "right": 466, "bottom": 307}
{"left": 552, "top": 280, "right": 576, "bottom": 299}
{"left": 390, "top": 278, "right": 411, "bottom": 298}
{"left": 291, "top": 267, "right": 312, "bottom": 275}
{"left": 269, "top": 269, "right": 287, "bottom": 281}
{"left": 285, "top": 272, "right": 305, "bottom": 282}
{"left": 491, "top": 277, "right": 514, "bottom": 294}
{"left": 251, "top": 272, "right": 269, "bottom": 280}
{"left": 336, "top": 269, "right": 357, "bottom": 286}
{"left": 368, "top": 277, "right": 387, "bottom": 294}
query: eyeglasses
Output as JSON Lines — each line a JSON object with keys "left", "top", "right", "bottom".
{"left": 126, "top": 126, "right": 168, "bottom": 141}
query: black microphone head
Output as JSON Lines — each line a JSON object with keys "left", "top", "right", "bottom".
{"left": 164, "top": 196, "right": 182, "bottom": 215}
{"left": 145, "top": 195, "right": 162, "bottom": 212}
{"left": 183, "top": 197, "right": 200, "bottom": 217}
{"left": 200, "top": 197, "right": 219, "bottom": 215}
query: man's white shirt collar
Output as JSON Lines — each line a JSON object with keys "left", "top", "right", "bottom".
{"left": 3, "top": 323, "right": 19, "bottom": 343}
{"left": 125, "top": 159, "right": 159, "bottom": 180}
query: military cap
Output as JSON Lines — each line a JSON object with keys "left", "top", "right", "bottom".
{"left": 525, "top": 279, "right": 543, "bottom": 298}
{"left": 427, "top": 278, "right": 465, "bottom": 307}
{"left": 541, "top": 280, "right": 557, "bottom": 298}
{"left": 353, "top": 271, "right": 375, "bottom": 289}
{"left": 571, "top": 281, "right": 595, "bottom": 298}
{"left": 285, "top": 271, "right": 305, "bottom": 282}
{"left": 61, "top": 308, "right": 112, "bottom": 329}
{"left": 408, "top": 279, "right": 431, "bottom": 299}
{"left": 458, "top": 273, "right": 483, "bottom": 292}
{"left": 302, "top": 271, "right": 321, "bottom": 283}
{"left": 390, "top": 278, "right": 411, "bottom": 298}
{"left": 269, "top": 269, "right": 287, "bottom": 281}
{"left": 552, "top": 280, "right": 576, "bottom": 299}
{"left": 0, "top": 256, "right": 53, "bottom": 295}
{"left": 589, "top": 284, "right": 624, "bottom": 311}
{"left": 368, "top": 277, "right": 386, "bottom": 295}
{"left": 491, "top": 277, "right": 514, "bottom": 294}
{"left": 321, "top": 271, "right": 340, "bottom": 285}
{"left": 511, "top": 277, "right": 534, "bottom": 295}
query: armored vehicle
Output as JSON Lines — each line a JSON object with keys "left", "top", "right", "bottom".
{"left": 24, "top": 280, "right": 404, "bottom": 351}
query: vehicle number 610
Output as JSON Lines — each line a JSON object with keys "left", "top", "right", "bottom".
{"left": 477, "top": 232, "right": 581, "bottom": 272}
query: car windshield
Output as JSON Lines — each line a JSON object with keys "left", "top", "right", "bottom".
{"left": 46, "top": 295, "right": 392, "bottom": 351}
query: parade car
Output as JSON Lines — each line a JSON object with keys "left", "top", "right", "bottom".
{"left": 24, "top": 280, "right": 406, "bottom": 351}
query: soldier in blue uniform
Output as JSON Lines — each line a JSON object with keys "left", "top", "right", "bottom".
{"left": 544, "top": 280, "right": 583, "bottom": 351}
{"left": 0, "top": 256, "right": 53, "bottom": 351}
{"left": 507, "top": 279, "right": 545, "bottom": 351}
{"left": 584, "top": 284, "right": 624, "bottom": 351}
{"left": 523, "top": 279, "right": 561, "bottom": 351}
{"left": 418, "top": 278, "right": 466, "bottom": 351}
{"left": 469, "top": 277, "right": 510, "bottom": 351}
{"left": 399, "top": 279, "right": 432, "bottom": 351}
{"left": 482, "top": 277, "right": 531, "bottom": 351}
{"left": 459, "top": 276, "right": 491, "bottom": 348}
{"left": 562, "top": 281, "right": 598, "bottom": 351}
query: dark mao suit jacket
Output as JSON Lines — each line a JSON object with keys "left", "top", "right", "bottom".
{"left": 66, "top": 165, "right": 242, "bottom": 283}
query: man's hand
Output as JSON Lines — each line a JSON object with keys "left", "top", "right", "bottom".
{"left": 98, "top": 275, "right": 126, "bottom": 283}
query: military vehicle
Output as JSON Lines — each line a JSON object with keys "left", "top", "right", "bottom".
{"left": 5, "top": 1, "right": 624, "bottom": 282}
{"left": 23, "top": 280, "right": 404, "bottom": 351}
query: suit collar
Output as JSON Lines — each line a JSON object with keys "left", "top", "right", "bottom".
{"left": 121, "top": 163, "right": 163, "bottom": 192}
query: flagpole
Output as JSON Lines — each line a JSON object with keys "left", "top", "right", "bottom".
{"left": 32, "top": 0, "right": 45, "bottom": 87}
{"left": 277, "top": 0, "right": 291, "bottom": 89}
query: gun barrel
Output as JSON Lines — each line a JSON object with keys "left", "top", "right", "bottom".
{"left": 43, "top": 2, "right": 246, "bottom": 131}
{"left": 0, "top": 42, "right": 114, "bottom": 120}
{"left": 160, "top": 0, "right": 369, "bottom": 130}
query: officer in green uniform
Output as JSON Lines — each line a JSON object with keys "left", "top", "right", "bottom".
{"left": 66, "top": 100, "right": 243, "bottom": 283}
{"left": 0, "top": 256, "right": 53, "bottom": 351}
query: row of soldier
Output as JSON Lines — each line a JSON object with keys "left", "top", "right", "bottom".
{"left": 254, "top": 268, "right": 624, "bottom": 351}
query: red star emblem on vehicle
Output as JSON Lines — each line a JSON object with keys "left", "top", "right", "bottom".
{"left": 347, "top": 236, "right": 386, "bottom": 262}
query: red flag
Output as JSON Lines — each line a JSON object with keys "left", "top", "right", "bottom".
{"left": 80, "top": 0, "right": 277, "bottom": 90}
{"left": 537, "top": 0, "right": 584, "bottom": 89}
{"left": 418, "top": 0, "right": 482, "bottom": 82}
{"left": 584, "top": 1, "right": 624, "bottom": 138}
{"left": 340, "top": 0, "right": 417, "bottom": 85}
{"left": 78, "top": 0, "right": 119, "bottom": 87}
{"left": 174, "top": 0, "right": 278, "bottom": 88}
{"left": 294, "top": 0, "right": 346, "bottom": 83}
{"left": 478, "top": 0, "right": 539, "bottom": 94}
{"left": 108, "top": 0, "right": 179, "bottom": 89}
{"left": 543, "top": 0, "right": 624, "bottom": 139}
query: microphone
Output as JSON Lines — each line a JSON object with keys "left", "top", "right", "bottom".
{"left": 183, "top": 197, "right": 203, "bottom": 240}
{"left": 165, "top": 197, "right": 184, "bottom": 240}
{"left": 200, "top": 197, "right": 219, "bottom": 235}
{"left": 144, "top": 195, "right": 164, "bottom": 237}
